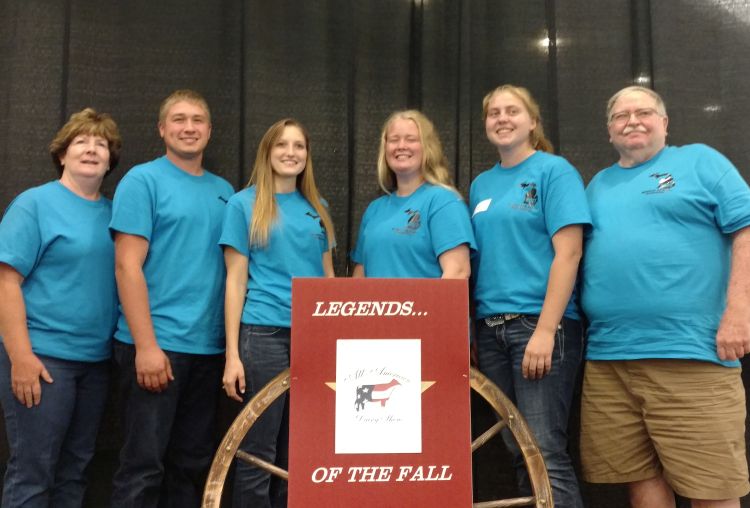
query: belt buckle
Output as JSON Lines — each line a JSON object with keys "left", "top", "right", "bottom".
{"left": 484, "top": 313, "right": 521, "bottom": 327}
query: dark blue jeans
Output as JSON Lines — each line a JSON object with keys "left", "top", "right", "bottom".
{"left": 0, "top": 345, "right": 109, "bottom": 508}
{"left": 232, "top": 324, "right": 290, "bottom": 508}
{"left": 110, "top": 341, "right": 223, "bottom": 508}
{"left": 476, "top": 316, "right": 584, "bottom": 508}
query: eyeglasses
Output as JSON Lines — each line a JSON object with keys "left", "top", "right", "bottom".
{"left": 609, "top": 108, "right": 660, "bottom": 125}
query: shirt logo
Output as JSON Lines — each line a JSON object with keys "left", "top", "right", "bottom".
{"left": 511, "top": 182, "right": 537, "bottom": 211}
{"left": 642, "top": 172, "right": 676, "bottom": 194}
{"left": 393, "top": 209, "right": 421, "bottom": 235}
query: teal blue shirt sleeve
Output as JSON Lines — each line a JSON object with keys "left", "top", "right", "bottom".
{"left": 109, "top": 168, "right": 154, "bottom": 240}
{"left": 0, "top": 194, "right": 41, "bottom": 277}
{"left": 219, "top": 194, "right": 251, "bottom": 257}
{"left": 698, "top": 146, "right": 750, "bottom": 233}
{"left": 543, "top": 160, "right": 591, "bottom": 236}
{"left": 428, "top": 193, "right": 476, "bottom": 256}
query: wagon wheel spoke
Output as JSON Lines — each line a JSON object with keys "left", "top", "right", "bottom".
{"left": 471, "top": 419, "right": 507, "bottom": 452}
{"left": 235, "top": 450, "right": 289, "bottom": 480}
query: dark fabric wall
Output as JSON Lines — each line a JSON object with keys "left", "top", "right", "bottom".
{"left": 4, "top": 0, "right": 749, "bottom": 270}
{"left": 1, "top": 1, "right": 749, "bottom": 506}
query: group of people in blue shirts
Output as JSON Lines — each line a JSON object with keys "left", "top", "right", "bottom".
{"left": 1, "top": 83, "right": 749, "bottom": 508}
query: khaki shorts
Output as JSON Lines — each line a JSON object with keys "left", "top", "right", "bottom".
{"left": 580, "top": 359, "right": 749, "bottom": 500}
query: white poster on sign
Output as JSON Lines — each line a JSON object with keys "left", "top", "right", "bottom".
{"left": 335, "top": 339, "right": 422, "bottom": 454}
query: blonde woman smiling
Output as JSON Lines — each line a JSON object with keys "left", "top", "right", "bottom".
{"left": 220, "top": 118, "right": 334, "bottom": 507}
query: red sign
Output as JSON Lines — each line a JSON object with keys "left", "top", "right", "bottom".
{"left": 289, "top": 278, "right": 472, "bottom": 507}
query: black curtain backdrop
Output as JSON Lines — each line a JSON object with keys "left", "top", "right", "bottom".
{"left": 1, "top": 1, "right": 749, "bottom": 506}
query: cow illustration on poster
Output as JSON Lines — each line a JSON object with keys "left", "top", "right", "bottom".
{"left": 355, "top": 378, "right": 401, "bottom": 411}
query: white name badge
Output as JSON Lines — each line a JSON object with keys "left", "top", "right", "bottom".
{"left": 472, "top": 198, "right": 492, "bottom": 217}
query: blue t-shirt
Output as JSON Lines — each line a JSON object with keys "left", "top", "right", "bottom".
{"left": 351, "top": 183, "right": 475, "bottom": 278}
{"left": 469, "top": 151, "right": 591, "bottom": 319}
{"left": 109, "top": 156, "right": 234, "bottom": 354}
{"left": 582, "top": 144, "right": 750, "bottom": 366}
{"left": 0, "top": 181, "right": 118, "bottom": 362}
{"left": 219, "top": 187, "right": 330, "bottom": 327}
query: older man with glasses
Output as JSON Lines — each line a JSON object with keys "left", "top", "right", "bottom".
{"left": 580, "top": 85, "right": 750, "bottom": 508}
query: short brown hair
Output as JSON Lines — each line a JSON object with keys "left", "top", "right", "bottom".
{"left": 49, "top": 108, "right": 122, "bottom": 177}
{"left": 158, "top": 89, "right": 211, "bottom": 124}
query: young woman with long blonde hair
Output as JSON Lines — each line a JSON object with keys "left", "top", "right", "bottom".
{"left": 219, "top": 118, "right": 334, "bottom": 507}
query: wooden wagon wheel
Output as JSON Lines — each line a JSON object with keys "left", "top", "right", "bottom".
{"left": 202, "top": 367, "right": 553, "bottom": 508}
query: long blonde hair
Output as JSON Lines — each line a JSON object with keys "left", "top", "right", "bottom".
{"left": 247, "top": 118, "right": 335, "bottom": 248}
{"left": 482, "top": 85, "right": 554, "bottom": 153}
{"left": 376, "top": 110, "right": 457, "bottom": 194}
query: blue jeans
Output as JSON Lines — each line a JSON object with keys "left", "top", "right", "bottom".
{"left": 232, "top": 324, "right": 290, "bottom": 508}
{"left": 476, "top": 315, "right": 584, "bottom": 508}
{"left": 0, "top": 345, "right": 109, "bottom": 508}
{"left": 110, "top": 341, "right": 223, "bottom": 508}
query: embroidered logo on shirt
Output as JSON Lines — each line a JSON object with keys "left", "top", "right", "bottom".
{"left": 511, "top": 182, "right": 537, "bottom": 211}
{"left": 393, "top": 209, "right": 421, "bottom": 235}
{"left": 642, "top": 172, "right": 676, "bottom": 194}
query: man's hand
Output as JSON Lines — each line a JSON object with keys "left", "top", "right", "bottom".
{"left": 135, "top": 344, "right": 174, "bottom": 392}
{"left": 718, "top": 228, "right": 750, "bottom": 361}
{"left": 11, "top": 352, "right": 53, "bottom": 407}
{"left": 717, "top": 307, "right": 750, "bottom": 361}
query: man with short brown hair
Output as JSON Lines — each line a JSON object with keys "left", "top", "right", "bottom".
{"left": 110, "top": 90, "right": 233, "bottom": 507}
